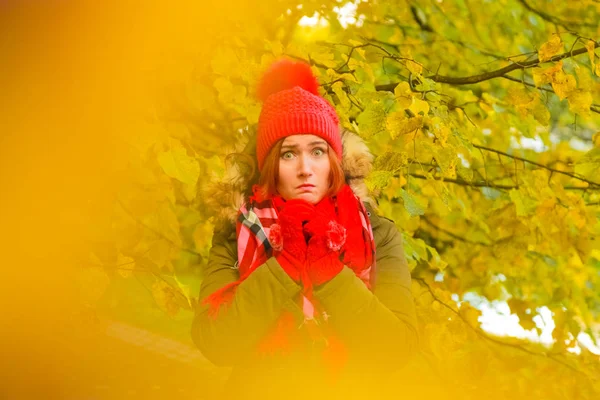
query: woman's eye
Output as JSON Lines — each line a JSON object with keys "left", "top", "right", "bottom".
{"left": 312, "top": 148, "right": 325, "bottom": 156}
{"left": 281, "top": 151, "right": 294, "bottom": 160}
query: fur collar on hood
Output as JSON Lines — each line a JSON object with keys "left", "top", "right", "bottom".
{"left": 207, "top": 130, "right": 375, "bottom": 225}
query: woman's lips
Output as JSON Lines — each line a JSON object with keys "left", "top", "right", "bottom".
{"left": 297, "top": 184, "right": 314, "bottom": 191}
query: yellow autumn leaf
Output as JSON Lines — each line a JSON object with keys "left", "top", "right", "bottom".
{"left": 435, "top": 124, "right": 451, "bottom": 147}
{"left": 567, "top": 208, "right": 587, "bottom": 230}
{"left": 551, "top": 70, "right": 576, "bottom": 100}
{"left": 213, "top": 76, "right": 235, "bottom": 103}
{"left": 116, "top": 253, "right": 136, "bottom": 278}
{"left": 211, "top": 47, "right": 241, "bottom": 77}
{"left": 245, "top": 102, "right": 262, "bottom": 125}
{"left": 157, "top": 139, "right": 200, "bottom": 186}
{"left": 585, "top": 40, "right": 596, "bottom": 73}
{"left": 326, "top": 68, "right": 358, "bottom": 83}
{"left": 332, "top": 81, "right": 351, "bottom": 110}
{"left": 146, "top": 239, "right": 174, "bottom": 271}
{"left": 347, "top": 39, "right": 366, "bottom": 59}
{"left": 309, "top": 51, "right": 338, "bottom": 69}
{"left": 409, "top": 97, "right": 430, "bottom": 116}
{"left": 483, "top": 282, "right": 503, "bottom": 300}
{"left": 404, "top": 51, "right": 423, "bottom": 75}
{"left": 407, "top": 60, "right": 422, "bottom": 75}
{"left": 531, "top": 100, "right": 550, "bottom": 125}
{"left": 532, "top": 61, "right": 562, "bottom": 87}
{"left": 507, "top": 88, "right": 549, "bottom": 125}
{"left": 194, "top": 219, "right": 215, "bottom": 259}
{"left": 386, "top": 111, "right": 423, "bottom": 139}
{"left": 538, "top": 34, "right": 563, "bottom": 62}
{"left": 356, "top": 101, "right": 387, "bottom": 138}
{"left": 459, "top": 303, "right": 482, "bottom": 328}
{"left": 427, "top": 245, "right": 448, "bottom": 270}
{"left": 567, "top": 89, "right": 593, "bottom": 116}
{"left": 265, "top": 40, "right": 283, "bottom": 57}
{"left": 394, "top": 81, "right": 411, "bottom": 98}
{"left": 593, "top": 132, "right": 600, "bottom": 147}
{"left": 532, "top": 68, "right": 549, "bottom": 87}
{"left": 575, "top": 64, "right": 593, "bottom": 89}
{"left": 151, "top": 280, "right": 181, "bottom": 317}
{"left": 393, "top": 81, "right": 413, "bottom": 108}
{"left": 575, "top": 147, "right": 600, "bottom": 180}
{"left": 507, "top": 87, "right": 534, "bottom": 106}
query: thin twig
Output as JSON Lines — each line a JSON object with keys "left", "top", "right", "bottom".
{"left": 517, "top": 0, "right": 595, "bottom": 29}
{"left": 473, "top": 144, "right": 600, "bottom": 188}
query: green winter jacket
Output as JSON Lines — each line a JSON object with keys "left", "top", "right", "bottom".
{"left": 191, "top": 202, "right": 418, "bottom": 399}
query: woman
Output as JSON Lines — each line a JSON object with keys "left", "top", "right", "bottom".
{"left": 191, "top": 59, "right": 418, "bottom": 399}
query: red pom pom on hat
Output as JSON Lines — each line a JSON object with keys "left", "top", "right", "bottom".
{"left": 257, "top": 59, "right": 319, "bottom": 101}
{"left": 255, "top": 58, "right": 342, "bottom": 171}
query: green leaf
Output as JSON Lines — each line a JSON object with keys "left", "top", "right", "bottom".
{"left": 574, "top": 148, "right": 600, "bottom": 181}
{"left": 401, "top": 189, "right": 425, "bottom": 216}
{"left": 402, "top": 235, "right": 428, "bottom": 263}
{"left": 356, "top": 100, "right": 387, "bottom": 139}
{"left": 427, "top": 245, "right": 448, "bottom": 270}
{"left": 366, "top": 170, "right": 393, "bottom": 191}
{"left": 157, "top": 139, "right": 200, "bottom": 185}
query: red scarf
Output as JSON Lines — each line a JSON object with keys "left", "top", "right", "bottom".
{"left": 203, "top": 184, "right": 376, "bottom": 376}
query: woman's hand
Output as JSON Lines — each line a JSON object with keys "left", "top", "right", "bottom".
{"left": 273, "top": 199, "right": 314, "bottom": 280}
{"left": 303, "top": 207, "right": 346, "bottom": 286}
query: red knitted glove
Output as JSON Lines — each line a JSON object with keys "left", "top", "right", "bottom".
{"left": 272, "top": 199, "right": 314, "bottom": 281}
{"left": 303, "top": 210, "right": 347, "bottom": 286}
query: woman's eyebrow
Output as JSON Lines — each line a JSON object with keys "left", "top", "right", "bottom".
{"left": 281, "top": 140, "right": 327, "bottom": 150}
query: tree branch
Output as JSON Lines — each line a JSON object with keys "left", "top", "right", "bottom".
{"left": 407, "top": 173, "right": 597, "bottom": 191}
{"left": 421, "top": 215, "right": 491, "bottom": 246}
{"left": 376, "top": 42, "right": 598, "bottom": 89}
{"left": 473, "top": 144, "right": 600, "bottom": 188}
{"left": 430, "top": 43, "right": 597, "bottom": 84}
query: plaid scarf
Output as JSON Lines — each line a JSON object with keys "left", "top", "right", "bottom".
{"left": 203, "top": 184, "right": 376, "bottom": 373}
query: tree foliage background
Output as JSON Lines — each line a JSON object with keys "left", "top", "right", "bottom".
{"left": 3, "top": 1, "right": 600, "bottom": 398}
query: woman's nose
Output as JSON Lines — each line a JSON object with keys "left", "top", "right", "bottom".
{"left": 297, "top": 154, "right": 313, "bottom": 176}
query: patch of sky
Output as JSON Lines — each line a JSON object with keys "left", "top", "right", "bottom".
{"left": 481, "top": 187, "right": 502, "bottom": 200}
{"left": 509, "top": 134, "right": 548, "bottom": 152}
{"left": 298, "top": 12, "right": 327, "bottom": 27}
{"left": 457, "top": 153, "right": 470, "bottom": 168}
{"left": 334, "top": 1, "right": 365, "bottom": 28}
{"left": 298, "top": 1, "right": 365, "bottom": 28}
{"left": 460, "top": 291, "right": 600, "bottom": 355}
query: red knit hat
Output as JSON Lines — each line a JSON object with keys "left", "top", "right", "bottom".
{"left": 256, "top": 59, "right": 342, "bottom": 171}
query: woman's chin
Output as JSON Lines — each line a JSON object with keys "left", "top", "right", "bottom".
{"left": 294, "top": 191, "right": 324, "bottom": 204}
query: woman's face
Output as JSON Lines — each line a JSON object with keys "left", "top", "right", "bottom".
{"left": 276, "top": 134, "right": 331, "bottom": 204}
